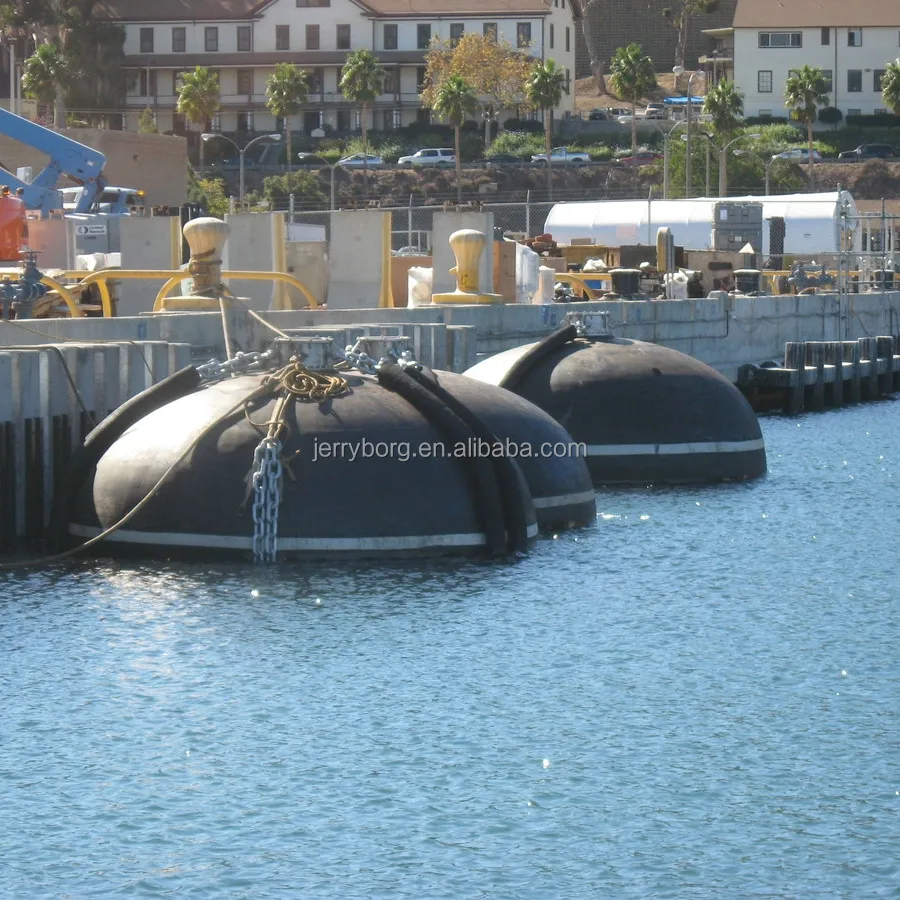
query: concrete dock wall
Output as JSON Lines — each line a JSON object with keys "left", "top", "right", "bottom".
{"left": 1, "top": 290, "right": 897, "bottom": 382}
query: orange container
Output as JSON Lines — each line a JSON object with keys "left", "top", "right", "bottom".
{"left": 0, "top": 194, "right": 28, "bottom": 263}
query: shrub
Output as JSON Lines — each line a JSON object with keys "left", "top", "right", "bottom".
{"left": 502, "top": 117, "right": 543, "bottom": 133}
{"left": 818, "top": 106, "right": 843, "bottom": 126}
{"left": 845, "top": 113, "right": 899, "bottom": 127}
{"left": 263, "top": 172, "right": 327, "bottom": 205}
{"left": 486, "top": 130, "right": 544, "bottom": 158}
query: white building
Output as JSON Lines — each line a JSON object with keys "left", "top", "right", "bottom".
{"left": 729, "top": 0, "right": 900, "bottom": 122}
{"left": 96, "top": 0, "right": 582, "bottom": 135}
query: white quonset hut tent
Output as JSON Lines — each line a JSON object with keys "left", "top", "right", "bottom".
{"left": 543, "top": 191, "right": 859, "bottom": 255}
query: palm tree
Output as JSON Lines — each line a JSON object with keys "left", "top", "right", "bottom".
{"left": 609, "top": 43, "right": 657, "bottom": 163}
{"left": 882, "top": 59, "right": 900, "bottom": 115}
{"left": 784, "top": 65, "right": 829, "bottom": 181}
{"left": 177, "top": 66, "right": 221, "bottom": 168}
{"left": 266, "top": 63, "right": 308, "bottom": 174}
{"left": 22, "top": 43, "right": 68, "bottom": 126}
{"left": 431, "top": 74, "right": 479, "bottom": 201}
{"left": 703, "top": 78, "right": 744, "bottom": 139}
{"left": 526, "top": 59, "right": 568, "bottom": 199}
{"left": 339, "top": 49, "right": 385, "bottom": 188}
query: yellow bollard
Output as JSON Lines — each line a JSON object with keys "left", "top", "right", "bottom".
{"left": 431, "top": 229, "right": 503, "bottom": 305}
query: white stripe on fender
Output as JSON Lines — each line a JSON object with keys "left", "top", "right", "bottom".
{"left": 531, "top": 490, "right": 596, "bottom": 509}
{"left": 585, "top": 438, "right": 765, "bottom": 457}
{"left": 68, "top": 522, "right": 539, "bottom": 551}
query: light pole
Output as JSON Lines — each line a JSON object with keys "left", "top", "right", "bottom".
{"left": 733, "top": 149, "right": 779, "bottom": 196}
{"left": 201, "top": 132, "right": 282, "bottom": 206}
{"left": 682, "top": 131, "right": 713, "bottom": 197}
{"left": 673, "top": 66, "right": 704, "bottom": 198}
{"left": 718, "top": 133, "right": 761, "bottom": 196}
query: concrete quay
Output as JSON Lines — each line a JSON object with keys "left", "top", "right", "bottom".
{"left": 2, "top": 290, "right": 898, "bottom": 382}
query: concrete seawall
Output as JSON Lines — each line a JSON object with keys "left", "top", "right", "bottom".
{"left": 3, "top": 290, "right": 895, "bottom": 382}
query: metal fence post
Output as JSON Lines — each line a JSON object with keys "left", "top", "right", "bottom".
{"left": 288, "top": 192, "right": 295, "bottom": 225}
{"left": 408, "top": 194, "right": 413, "bottom": 249}
{"left": 526, "top": 190, "right": 531, "bottom": 239}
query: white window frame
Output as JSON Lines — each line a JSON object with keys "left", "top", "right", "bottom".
{"left": 758, "top": 31, "right": 802, "bottom": 48}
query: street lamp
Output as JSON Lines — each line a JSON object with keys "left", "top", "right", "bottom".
{"left": 733, "top": 148, "right": 779, "bottom": 196}
{"left": 662, "top": 120, "right": 687, "bottom": 199}
{"left": 682, "top": 131, "right": 713, "bottom": 197}
{"left": 718, "top": 133, "right": 761, "bottom": 196}
{"left": 673, "top": 66, "right": 704, "bottom": 198}
{"left": 201, "top": 132, "right": 282, "bottom": 206}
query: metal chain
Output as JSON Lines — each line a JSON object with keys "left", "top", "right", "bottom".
{"left": 339, "top": 339, "right": 421, "bottom": 374}
{"left": 251, "top": 436, "right": 283, "bottom": 563}
{"left": 197, "top": 349, "right": 279, "bottom": 383}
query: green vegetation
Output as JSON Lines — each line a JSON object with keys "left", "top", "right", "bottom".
{"left": 339, "top": 49, "right": 385, "bottom": 186}
{"left": 177, "top": 67, "right": 221, "bottom": 167}
{"left": 526, "top": 58, "right": 568, "bottom": 197}
{"left": 266, "top": 64, "right": 308, "bottom": 174}
{"left": 609, "top": 44, "right": 657, "bottom": 158}
{"left": 138, "top": 107, "right": 158, "bottom": 134}
{"left": 21, "top": 43, "right": 67, "bottom": 125}
{"left": 784, "top": 65, "right": 830, "bottom": 179}
{"left": 883, "top": 60, "right": 900, "bottom": 115}
{"left": 430, "top": 74, "right": 480, "bottom": 200}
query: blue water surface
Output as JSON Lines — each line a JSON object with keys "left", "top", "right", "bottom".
{"left": 2, "top": 402, "right": 899, "bottom": 899}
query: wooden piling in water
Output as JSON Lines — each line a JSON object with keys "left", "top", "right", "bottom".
{"left": 876, "top": 336, "right": 894, "bottom": 394}
{"left": 784, "top": 342, "right": 806, "bottom": 414}
{"left": 843, "top": 341, "right": 862, "bottom": 404}
{"left": 805, "top": 342, "right": 825, "bottom": 411}
{"left": 824, "top": 342, "right": 844, "bottom": 407}
{"left": 859, "top": 337, "right": 879, "bottom": 401}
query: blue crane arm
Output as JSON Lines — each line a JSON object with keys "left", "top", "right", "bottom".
{"left": 0, "top": 108, "right": 107, "bottom": 215}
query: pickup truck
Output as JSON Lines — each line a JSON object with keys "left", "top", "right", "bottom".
{"left": 531, "top": 147, "right": 591, "bottom": 167}
{"left": 837, "top": 144, "right": 897, "bottom": 161}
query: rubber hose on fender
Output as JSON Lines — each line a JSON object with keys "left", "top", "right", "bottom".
{"left": 48, "top": 365, "right": 202, "bottom": 550}
{"left": 407, "top": 366, "right": 530, "bottom": 555}
{"left": 498, "top": 323, "right": 578, "bottom": 393}
{"left": 376, "top": 363, "right": 509, "bottom": 557}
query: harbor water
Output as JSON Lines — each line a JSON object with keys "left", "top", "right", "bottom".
{"left": 2, "top": 401, "right": 899, "bottom": 899}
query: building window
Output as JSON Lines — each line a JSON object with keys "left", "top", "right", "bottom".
{"left": 450, "top": 23, "right": 464, "bottom": 46}
{"left": 336, "top": 24, "right": 350, "bottom": 50}
{"left": 306, "top": 24, "right": 320, "bottom": 50}
{"left": 566, "top": 27, "right": 570, "bottom": 52}
{"left": 757, "top": 109, "right": 772, "bottom": 118}
{"left": 821, "top": 27, "right": 830, "bottom": 45}
{"left": 566, "top": 68, "right": 571, "bottom": 92}
{"left": 417, "top": 24, "right": 431, "bottom": 50}
{"left": 237, "top": 69, "right": 252, "bottom": 95}
{"left": 383, "top": 68, "right": 396, "bottom": 93}
{"left": 758, "top": 31, "right": 801, "bottom": 48}
{"left": 139, "top": 27, "right": 153, "bottom": 53}
{"left": 875, "top": 107, "right": 887, "bottom": 115}
{"left": 237, "top": 111, "right": 250, "bottom": 132}
{"left": 205, "top": 27, "right": 218, "bottom": 52}
{"left": 821, "top": 69, "right": 833, "bottom": 92}
{"left": 848, "top": 27, "right": 862, "bottom": 46}
{"left": 847, "top": 108, "right": 861, "bottom": 117}
{"left": 416, "top": 67, "right": 426, "bottom": 90}
{"left": 337, "top": 109, "right": 351, "bottom": 131}
{"left": 172, "top": 27, "right": 185, "bottom": 52}
{"left": 296, "top": 0, "right": 330, "bottom": 5}
{"left": 138, "top": 70, "right": 157, "bottom": 97}
{"left": 847, "top": 69, "right": 862, "bottom": 92}
{"left": 757, "top": 70, "right": 772, "bottom": 92}
{"left": 237, "top": 25, "right": 251, "bottom": 51}
{"left": 517, "top": 22, "right": 532, "bottom": 48}
{"left": 310, "top": 67, "right": 323, "bottom": 93}
{"left": 549, "top": 23, "right": 554, "bottom": 49}
{"left": 874, "top": 69, "right": 886, "bottom": 90}
{"left": 483, "top": 22, "right": 497, "bottom": 42}
{"left": 276, "top": 25, "right": 289, "bottom": 51}
{"left": 416, "top": 108, "right": 431, "bottom": 124}
{"left": 384, "top": 24, "right": 397, "bottom": 50}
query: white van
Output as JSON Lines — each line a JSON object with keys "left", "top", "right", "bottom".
{"left": 397, "top": 148, "right": 455, "bottom": 167}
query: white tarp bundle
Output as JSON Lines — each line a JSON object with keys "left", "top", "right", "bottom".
{"left": 543, "top": 191, "right": 859, "bottom": 255}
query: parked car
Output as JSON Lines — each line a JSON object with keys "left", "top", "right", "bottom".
{"left": 338, "top": 152, "right": 384, "bottom": 168}
{"left": 837, "top": 144, "right": 897, "bottom": 161}
{"left": 531, "top": 147, "right": 591, "bottom": 167}
{"left": 642, "top": 102, "right": 667, "bottom": 120}
{"left": 773, "top": 148, "right": 823, "bottom": 162}
{"left": 397, "top": 148, "right": 455, "bottom": 167}
{"left": 295, "top": 153, "right": 330, "bottom": 168}
{"left": 588, "top": 108, "right": 608, "bottom": 121}
{"left": 615, "top": 151, "right": 663, "bottom": 165}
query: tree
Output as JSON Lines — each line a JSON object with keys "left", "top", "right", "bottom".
{"left": 430, "top": 74, "right": 479, "bottom": 201}
{"left": 421, "top": 33, "right": 534, "bottom": 150}
{"left": 703, "top": 78, "right": 743, "bottom": 139}
{"left": 783, "top": 65, "right": 829, "bottom": 179}
{"left": 663, "top": 0, "right": 720, "bottom": 90}
{"left": 579, "top": 0, "right": 607, "bottom": 94}
{"left": 609, "top": 43, "right": 657, "bottom": 161}
{"left": 177, "top": 66, "right": 220, "bottom": 168}
{"left": 339, "top": 49, "right": 385, "bottom": 187}
{"left": 882, "top": 59, "right": 900, "bottom": 115}
{"left": 21, "top": 43, "right": 67, "bottom": 125}
{"left": 525, "top": 58, "right": 568, "bottom": 199}
{"left": 138, "top": 107, "right": 157, "bottom": 134}
{"left": 266, "top": 63, "right": 308, "bottom": 174}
